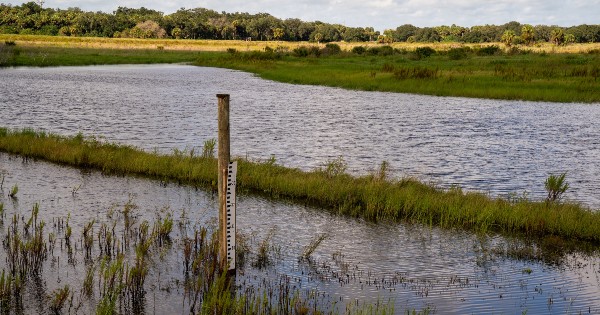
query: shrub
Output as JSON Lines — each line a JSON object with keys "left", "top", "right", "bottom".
{"left": 415, "top": 46, "right": 436, "bottom": 58}
{"left": 322, "top": 43, "right": 341, "bottom": 55}
{"left": 379, "top": 45, "right": 395, "bottom": 56}
{"left": 367, "top": 45, "right": 394, "bottom": 56}
{"left": 545, "top": 173, "right": 569, "bottom": 202}
{"left": 477, "top": 45, "right": 501, "bottom": 56}
{"left": 447, "top": 47, "right": 469, "bottom": 60}
{"left": 292, "top": 45, "right": 321, "bottom": 57}
{"left": 351, "top": 46, "right": 366, "bottom": 55}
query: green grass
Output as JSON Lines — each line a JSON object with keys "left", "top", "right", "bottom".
{"left": 195, "top": 51, "right": 600, "bottom": 103}
{"left": 1, "top": 36, "right": 599, "bottom": 102}
{"left": 1, "top": 128, "right": 600, "bottom": 244}
{"left": 0, "top": 44, "right": 202, "bottom": 67}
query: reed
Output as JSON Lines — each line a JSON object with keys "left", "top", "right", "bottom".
{"left": 1, "top": 128, "right": 600, "bottom": 245}
{"left": 49, "top": 285, "right": 70, "bottom": 314}
{"left": 301, "top": 233, "right": 328, "bottom": 260}
{"left": 8, "top": 184, "right": 18, "bottom": 199}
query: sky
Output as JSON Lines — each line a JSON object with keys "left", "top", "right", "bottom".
{"left": 4, "top": 0, "right": 600, "bottom": 32}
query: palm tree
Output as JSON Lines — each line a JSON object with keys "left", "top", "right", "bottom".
{"left": 550, "top": 28, "right": 565, "bottom": 45}
{"left": 501, "top": 30, "right": 516, "bottom": 47}
{"left": 521, "top": 24, "right": 534, "bottom": 45}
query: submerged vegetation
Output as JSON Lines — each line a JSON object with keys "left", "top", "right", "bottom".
{"left": 0, "top": 188, "right": 407, "bottom": 314}
{"left": 1, "top": 128, "right": 600, "bottom": 245}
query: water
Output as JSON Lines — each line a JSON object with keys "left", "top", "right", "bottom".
{"left": 1, "top": 153, "right": 599, "bottom": 314}
{"left": 1, "top": 65, "right": 600, "bottom": 314}
{"left": 1, "top": 65, "right": 600, "bottom": 208}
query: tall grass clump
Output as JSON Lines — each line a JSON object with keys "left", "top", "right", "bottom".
{"left": 8, "top": 184, "right": 18, "bottom": 198}
{"left": 2, "top": 129, "right": 600, "bottom": 244}
{"left": 545, "top": 173, "right": 569, "bottom": 202}
{"left": 49, "top": 285, "right": 70, "bottom": 313}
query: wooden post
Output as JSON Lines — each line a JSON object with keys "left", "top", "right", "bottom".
{"left": 217, "top": 94, "right": 230, "bottom": 271}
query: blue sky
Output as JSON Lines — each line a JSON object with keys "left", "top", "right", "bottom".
{"left": 5, "top": 0, "right": 600, "bottom": 32}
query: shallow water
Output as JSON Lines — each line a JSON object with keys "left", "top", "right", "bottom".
{"left": 1, "top": 152, "right": 599, "bottom": 314}
{"left": 1, "top": 65, "right": 600, "bottom": 208}
{"left": 1, "top": 65, "right": 600, "bottom": 314}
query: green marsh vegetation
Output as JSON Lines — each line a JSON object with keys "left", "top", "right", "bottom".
{"left": 1, "top": 35, "right": 599, "bottom": 102}
{"left": 0, "top": 193, "right": 405, "bottom": 314}
{"left": 1, "top": 128, "right": 600, "bottom": 246}
{"left": 196, "top": 44, "right": 600, "bottom": 103}
{"left": 0, "top": 41, "right": 202, "bottom": 67}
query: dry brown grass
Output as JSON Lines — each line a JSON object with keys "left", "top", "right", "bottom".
{"left": 2, "top": 34, "right": 599, "bottom": 54}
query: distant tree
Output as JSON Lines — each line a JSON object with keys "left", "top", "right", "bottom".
{"left": 501, "top": 30, "right": 516, "bottom": 46}
{"left": 550, "top": 28, "right": 565, "bottom": 45}
{"left": 364, "top": 27, "right": 376, "bottom": 41}
{"left": 313, "top": 32, "right": 323, "bottom": 43}
{"left": 171, "top": 27, "right": 182, "bottom": 39}
{"left": 272, "top": 27, "right": 284, "bottom": 41}
{"left": 521, "top": 24, "right": 534, "bottom": 45}
{"left": 394, "top": 24, "right": 418, "bottom": 42}
{"left": 414, "top": 27, "right": 440, "bottom": 42}
{"left": 564, "top": 33, "right": 575, "bottom": 45}
{"left": 534, "top": 25, "right": 553, "bottom": 42}
{"left": 130, "top": 20, "right": 166, "bottom": 38}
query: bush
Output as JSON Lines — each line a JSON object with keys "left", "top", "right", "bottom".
{"left": 447, "top": 47, "right": 469, "bottom": 60}
{"left": 415, "top": 46, "right": 436, "bottom": 58}
{"left": 367, "top": 45, "right": 394, "bottom": 56}
{"left": 477, "top": 45, "right": 501, "bottom": 56}
{"left": 545, "top": 173, "right": 569, "bottom": 202}
{"left": 351, "top": 46, "right": 366, "bottom": 55}
{"left": 322, "top": 43, "right": 341, "bottom": 55}
{"left": 292, "top": 45, "right": 321, "bottom": 57}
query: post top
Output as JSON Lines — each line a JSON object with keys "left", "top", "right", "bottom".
{"left": 216, "top": 94, "right": 230, "bottom": 98}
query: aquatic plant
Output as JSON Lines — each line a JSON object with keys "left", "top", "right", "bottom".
{"left": 202, "top": 138, "right": 216, "bottom": 159}
{"left": 545, "top": 173, "right": 569, "bottom": 202}
{"left": 49, "top": 285, "right": 70, "bottom": 314}
{"left": 8, "top": 184, "right": 17, "bottom": 198}
{"left": 321, "top": 156, "right": 347, "bottom": 178}
{"left": 301, "top": 233, "right": 328, "bottom": 260}
{"left": 83, "top": 219, "right": 95, "bottom": 258}
{"left": 253, "top": 229, "right": 275, "bottom": 269}
{"left": 83, "top": 264, "right": 94, "bottom": 298}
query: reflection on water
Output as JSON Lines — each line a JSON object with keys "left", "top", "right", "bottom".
{"left": 1, "top": 153, "right": 599, "bottom": 314}
{"left": 1, "top": 65, "right": 600, "bottom": 208}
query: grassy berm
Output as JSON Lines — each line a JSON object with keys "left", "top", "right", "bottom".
{"left": 1, "top": 128, "right": 599, "bottom": 244}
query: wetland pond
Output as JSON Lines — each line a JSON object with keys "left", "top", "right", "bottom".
{"left": 1, "top": 64, "right": 600, "bottom": 314}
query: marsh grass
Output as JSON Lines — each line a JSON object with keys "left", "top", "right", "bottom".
{"left": 8, "top": 184, "right": 18, "bottom": 198}
{"left": 1, "top": 34, "right": 599, "bottom": 102}
{"left": 197, "top": 47, "right": 600, "bottom": 103}
{"left": 49, "top": 285, "right": 70, "bottom": 314}
{"left": 301, "top": 233, "right": 329, "bottom": 260}
{"left": 7, "top": 196, "right": 366, "bottom": 314}
{"left": 1, "top": 128, "right": 600, "bottom": 245}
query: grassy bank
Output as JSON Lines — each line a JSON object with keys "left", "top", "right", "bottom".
{"left": 1, "top": 128, "right": 600, "bottom": 244}
{"left": 196, "top": 48, "right": 600, "bottom": 103}
{"left": 2, "top": 35, "right": 599, "bottom": 102}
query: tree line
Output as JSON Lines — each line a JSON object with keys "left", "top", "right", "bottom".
{"left": 1, "top": 2, "right": 599, "bottom": 44}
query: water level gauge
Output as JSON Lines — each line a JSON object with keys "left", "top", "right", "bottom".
{"left": 226, "top": 161, "right": 237, "bottom": 270}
